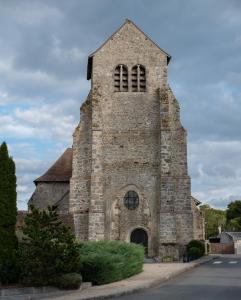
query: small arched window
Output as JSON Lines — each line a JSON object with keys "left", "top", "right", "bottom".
{"left": 131, "top": 65, "right": 146, "bottom": 92}
{"left": 114, "top": 65, "right": 128, "bottom": 92}
{"left": 124, "top": 191, "right": 139, "bottom": 210}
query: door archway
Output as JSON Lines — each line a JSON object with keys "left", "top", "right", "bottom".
{"left": 130, "top": 228, "right": 148, "bottom": 254}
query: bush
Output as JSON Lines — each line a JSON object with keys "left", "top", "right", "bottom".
{"left": 187, "top": 247, "right": 202, "bottom": 260}
{"left": 19, "top": 206, "right": 81, "bottom": 286}
{"left": 78, "top": 241, "right": 144, "bottom": 285}
{"left": 187, "top": 240, "right": 205, "bottom": 260}
{"left": 0, "top": 250, "right": 19, "bottom": 284}
{"left": 53, "top": 273, "right": 82, "bottom": 290}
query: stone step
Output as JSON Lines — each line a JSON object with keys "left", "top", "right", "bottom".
{"left": 144, "top": 257, "right": 161, "bottom": 264}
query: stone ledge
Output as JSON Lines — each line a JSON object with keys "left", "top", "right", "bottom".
{"left": 0, "top": 282, "right": 91, "bottom": 300}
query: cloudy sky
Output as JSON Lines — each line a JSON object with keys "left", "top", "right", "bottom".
{"left": 1, "top": 0, "right": 241, "bottom": 210}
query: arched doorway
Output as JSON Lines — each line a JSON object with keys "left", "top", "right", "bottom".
{"left": 130, "top": 228, "right": 148, "bottom": 254}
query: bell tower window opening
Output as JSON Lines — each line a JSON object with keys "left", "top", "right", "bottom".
{"left": 114, "top": 65, "right": 128, "bottom": 92}
{"left": 131, "top": 65, "right": 146, "bottom": 92}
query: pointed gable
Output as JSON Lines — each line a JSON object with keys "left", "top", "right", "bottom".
{"left": 87, "top": 19, "right": 171, "bottom": 80}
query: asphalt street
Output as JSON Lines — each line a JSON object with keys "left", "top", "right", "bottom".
{"left": 115, "top": 255, "right": 241, "bottom": 300}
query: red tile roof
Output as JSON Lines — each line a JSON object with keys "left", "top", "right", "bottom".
{"left": 34, "top": 148, "right": 73, "bottom": 183}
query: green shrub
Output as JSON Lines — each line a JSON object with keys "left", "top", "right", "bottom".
{"left": 187, "top": 247, "right": 202, "bottom": 260}
{"left": 78, "top": 241, "right": 144, "bottom": 285}
{"left": 53, "top": 273, "right": 82, "bottom": 290}
{"left": 187, "top": 240, "right": 205, "bottom": 261}
{"left": 187, "top": 240, "right": 205, "bottom": 258}
{"left": 0, "top": 250, "right": 19, "bottom": 284}
{"left": 19, "top": 206, "right": 81, "bottom": 286}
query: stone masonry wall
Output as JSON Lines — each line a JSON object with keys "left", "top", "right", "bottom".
{"left": 159, "top": 86, "right": 194, "bottom": 259}
{"left": 192, "top": 200, "right": 205, "bottom": 240}
{"left": 89, "top": 21, "right": 168, "bottom": 255}
{"left": 29, "top": 182, "right": 69, "bottom": 213}
{"left": 69, "top": 92, "right": 92, "bottom": 240}
{"left": 70, "top": 20, "right": 197, "bottom": 258}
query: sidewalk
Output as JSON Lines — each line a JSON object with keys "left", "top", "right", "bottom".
{"left": 41, "top": 256, "right": 215, "bottom": 300}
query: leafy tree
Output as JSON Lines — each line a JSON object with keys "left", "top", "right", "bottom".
{"left": 0, "top": 142, "right": 18, "bottom": 284}
{"left": 19, "top": 205, "right": 81, "bottom": 286}
{"left": 226, "top": 201, "right": 241, "bottom": 231}
{"left": 200, "top": 204, "right": 226, "bottom": 238}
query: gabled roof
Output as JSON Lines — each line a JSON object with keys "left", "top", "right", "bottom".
{"left": 34, "top": 148, "right": 73, "bottom": 183}
{"left": 87, "top": 19, "right": 171, "bottom": 80}
{"left": 222, "top": 232, "right": 241, "bottom": 241}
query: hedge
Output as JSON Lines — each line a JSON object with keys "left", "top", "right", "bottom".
{"left": 187, "top": 240, "right": 205, "bottom": 260}
{"left": 78, "top": 241, "right": 144, "bottom": 285}
{"left": 51, "top": 273, "right": 82, "bottom": 290}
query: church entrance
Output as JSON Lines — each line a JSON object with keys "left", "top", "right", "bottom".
{"left": 130, "top": 228, "right": 148, "bottom": 254}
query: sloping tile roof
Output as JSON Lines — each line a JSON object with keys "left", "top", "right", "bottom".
{"left": 191, "top": 196, "right": 201, "bottom": 206}
{"left": 34, "top": 148, "right": 72, "bottom": 183}
{"left": 225, "top": 232, "right": 241, "bottom": 241}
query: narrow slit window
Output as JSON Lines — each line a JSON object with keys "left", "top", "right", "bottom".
{"left": 114, "top": 65, "right": 128, "bottom": 92}
{"left": 131, "top": 65, "right": 146, "bottom": 92}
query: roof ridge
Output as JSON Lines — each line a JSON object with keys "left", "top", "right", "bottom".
{"left": 34, "top": 148, "right": 73, "bottom": 183}
{"left": 87, "top": 19, "right": 171, "bottom": 80}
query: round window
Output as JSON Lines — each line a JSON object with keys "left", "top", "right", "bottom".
{"left": 124, "top": 191, "right": 139, "bottom": 210}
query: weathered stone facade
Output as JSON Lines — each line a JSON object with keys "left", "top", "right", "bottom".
{"left": 192, "top": 197, "right": 205, "bottom": 240}
{"left": 29, "top": 20, "right": 204, "bottom": 259}
{"left": 69, "top": 20, "right": 203, "bottom": 259}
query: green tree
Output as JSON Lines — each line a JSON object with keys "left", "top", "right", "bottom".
{"left": 226, "top": 200, "right": 241, "bottom": 231}
{"left": 0, "top": 142, "right": 18, "bottom": 283}
{"left": 19, "top": 205, "right": 81, "bottom": 286}
{"left": 200, "top": 204, "right": 226, "bottom": 238}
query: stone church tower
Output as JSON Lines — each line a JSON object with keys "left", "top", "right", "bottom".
{"left": 29, "top": 20, "right": 204, "bottom": 259}
{"left": 69, "top": 19, "right": 198, "bottom": 258}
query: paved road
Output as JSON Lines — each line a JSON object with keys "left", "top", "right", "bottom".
{"left": 115, "top": 255, "right": 241, "bottom": 300}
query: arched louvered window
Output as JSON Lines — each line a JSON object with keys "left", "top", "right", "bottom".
{"left": 131, "top": 65, "right": 146, "bottom": 92}
{"left": 114, "top": 65, "right": 128, "bottom": 92}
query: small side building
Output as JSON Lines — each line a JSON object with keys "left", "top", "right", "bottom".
{"left": 219, "top": 232, "right": 241, "bottom": 254}
{"left": 28, "top": 148, "right": 74, "bottom": 230}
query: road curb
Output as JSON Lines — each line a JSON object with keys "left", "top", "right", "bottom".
{"left": 16, "top": 256, "right": 218, "bottom": 300}
{"left": 55, "top": 255, "right": 218, "bottom": 300}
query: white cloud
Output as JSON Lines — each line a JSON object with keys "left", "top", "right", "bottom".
{"left": 0, "top": 99, "right": 80, "bottom": 143}
{"left": 189, "top": 139, "right": 241, "bottom": 208}
{"left": 0, "top": 1, "right": 63, "bottom": 26}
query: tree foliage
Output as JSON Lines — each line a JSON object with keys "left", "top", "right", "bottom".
{"left": 19, "top": 205, "right": 81, "bottom": 286}
{"left": 0, "top": 141, "right": 18, "bottom": 284}
{"left": 226, "top": 201, "right": 241, "bottom": 231}
{"left": 200, "top": 204, "right": 226, "bottom": 238}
